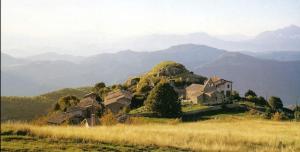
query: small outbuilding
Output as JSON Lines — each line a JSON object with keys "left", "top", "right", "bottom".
{"left": 104, "top": 90, "right": 132, "bottom": 113}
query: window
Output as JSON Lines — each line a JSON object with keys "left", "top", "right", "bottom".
{"left": 227, "top": 84, "right": 230, "bottom": 88}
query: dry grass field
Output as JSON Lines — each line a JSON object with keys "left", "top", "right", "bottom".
{"left": 2, "top": 117, "right": 300, "bottom": 152}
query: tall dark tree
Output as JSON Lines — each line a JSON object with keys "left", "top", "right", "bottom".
{"left": 244, "top": 89, "right": 257, "bottom": 97}
{"left": 145, "top": 82, "right": 181, "bottom": 117}
{"left": 268, "top": 96, "right": 283, "bottom": 110}
{"left": 94, "top": 82, "right": 106, "bottom": 91}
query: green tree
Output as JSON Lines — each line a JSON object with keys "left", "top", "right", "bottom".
{"left": 257, "top": 96, "right": 268, "bottom": 106}
{"left": 244, "top": 89, "right": 257, "bottom": 97}
{"left": 268, "top": 96, "right": 283, "bottom": 110}
{"left": 145, "top": 82, "right": 181, "bottom": 117}
{"left": 94, "top": 82, "right": 106, "bottom": 91}
{"left": 55, "top": 95, "right": 80, "bottom": 111}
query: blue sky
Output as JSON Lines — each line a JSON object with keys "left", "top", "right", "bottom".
{"left": 2, "top": 0, "right": 300, "bottom": 56}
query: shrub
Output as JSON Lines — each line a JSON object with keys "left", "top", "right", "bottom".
{"left": 136, "top": 80, "right": 152, "bottom": 93}
{"left": 230, "top": 90, "right": 241, "bottom": 101}
{"left": 263, "top": 107, "right": 273, "bottom": 119}
{"left": 145, "top": 82, "right": 181, "bottom": 118}
{"left": 294, "top": 111, "right": 300, "bottom": 121}
{"left": 272, "top": 112, "right": 285, "bottom": 121}
{"left": 268, "top": 96, "right": 283, "bottom": 110}
{"left": 100, "top": 110, "right": 118, "bottom": 126}
{"left": 246, "top": 95, "right": 258, "bottom": 103}
{"left": 130, "top": 94, "right": 146, "bottom": 109}
{"left": 245, "top": 89, "right": 257, "bottom": 97}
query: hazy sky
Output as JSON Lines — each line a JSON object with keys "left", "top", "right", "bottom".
{"left": 2, "top": 0, "right": 300, "bottom": 56}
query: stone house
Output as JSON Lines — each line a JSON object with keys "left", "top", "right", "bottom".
{"left": 185, "top": 76, "right": 232, "bottom": 105}
{"left": 104, "top": 89, "right": 132, "bottom": 113}
{"left": 47, "top": 92, "right": 103, "bottom": 126}
{"left": 210, "top": 76, "right": 233, "bottom": 97}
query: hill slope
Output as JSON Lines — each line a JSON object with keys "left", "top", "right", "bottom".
{"left": 1, "top": 87, "right": 92, "bottom": 121}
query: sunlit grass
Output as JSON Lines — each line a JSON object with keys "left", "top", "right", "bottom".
{"left": 2, "top": 118, "right": 299, "bottom": 152}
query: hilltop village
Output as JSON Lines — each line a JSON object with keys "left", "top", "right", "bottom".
{"left": 47, "top": 61, "right": 297, "bottom": 126}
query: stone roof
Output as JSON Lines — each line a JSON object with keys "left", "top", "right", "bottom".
{"left": 77, "top": 96, "right": 100, "bottom": 108}
{"left": 104, "top": 90, "right": 132, "bottom": 106}
{"left": 186, "top": 84, "right": 204, "bottom": 92}
{"left": 66, "top": 106, "right": 84, "bottom": 113}
{"left": 83, "top": 92, "right": 98, "bottom": 99}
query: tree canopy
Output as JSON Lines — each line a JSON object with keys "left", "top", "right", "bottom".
{"left": 94, "top": 82, "right": 106, "bottom": 91}
{"left": 55, "top": 95, "right": 80, "bottom": 111}
{"left": 245, "top": 89, "right": 257, "bottom": 97}
{"left": 145, "top": 82, "right": 181, "bottom": 117}
{"left": 268, "top": 96, "right": 283, "bottom": 110}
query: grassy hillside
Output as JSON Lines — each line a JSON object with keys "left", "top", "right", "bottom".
{"left": 2, "top": 117, "right": 299, "bottom": 152}
{"left": 1, "top": 96, "right": 53, "bottom": 121}
{"left": 1, "top": 87, "right": 93, "bottom": 121}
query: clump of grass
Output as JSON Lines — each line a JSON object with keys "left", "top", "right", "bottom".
{"left": 272, "top": 112, "right": 287, "bottom": 121}
{"left": 100, "top": 110, "right": 118, "bottom": 126}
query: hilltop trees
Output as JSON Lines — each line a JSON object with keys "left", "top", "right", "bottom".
{"left": 245, "top": 89, "right": 257, "bottom": 97}
{"left": 94, "top": 82, "right": 106, "bottom": 91}
{"left": 145, "top": 82, "right": 181, "bottom": 118}
{"left": 268, "top": 96, "right": 283, "bottom": 110}
{"left": 93, "top": 82, "right": 111, "bottom": 99}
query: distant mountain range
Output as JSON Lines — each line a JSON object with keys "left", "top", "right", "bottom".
{"left": 116, "top": 25, "right": 300, "bottom": 52}
{"left": 2, "top": 44, "right": 300, "bottom": 105}
{"left": 3, "top": 25, "right": 300, "bottom": 56}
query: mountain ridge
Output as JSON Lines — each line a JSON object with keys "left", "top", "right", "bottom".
{"left": 2, "top": 44, "right": 300, "bottom": 105}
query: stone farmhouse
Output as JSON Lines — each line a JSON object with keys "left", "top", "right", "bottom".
{"left": 47, "top": 93, "right": 103, "bottom": 126}
{"left": 185, "top": 76, "right": 232, "bottom": 105}
{"left": 104, "top": 89, "right": 132, "bottom": 113}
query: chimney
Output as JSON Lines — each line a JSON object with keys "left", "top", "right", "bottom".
{"left": 91, "top": 114, "right": 95, "bottom": 127}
